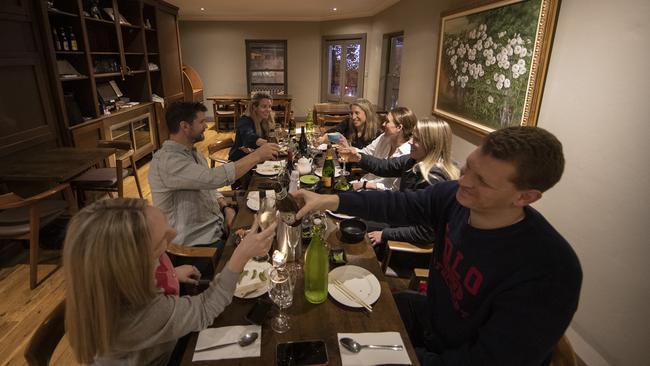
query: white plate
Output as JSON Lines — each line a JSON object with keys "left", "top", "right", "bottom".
{"left": 255, "top": 161, "right": 284, "bottom": 176}
{"left": 246, "top": 190, "right": 275, "bottom": 211}
{"left": 317, "top": 143, "right": 328, "bottom": 151}
{"left": 234, "top": 260, "right": 271, "bottom": 299}
{"left": 326, "top": 210, "right": 356, "bottom": 220}
{"left": 328, "top": 265, "right": 381, "bottom": 308}
{"left": 314, "top": 167, "right": 342, "bottom": 178}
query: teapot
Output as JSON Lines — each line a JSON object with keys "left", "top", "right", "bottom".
{"left": 296, "top": 157, "right": 313, "bottom": 175}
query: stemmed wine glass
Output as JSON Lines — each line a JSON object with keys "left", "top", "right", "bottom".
{"left": 255, "top": 194, "right": 276, "bottom": 262}
{"left": 268, "top": 267, "right": 294, "bottom": 333}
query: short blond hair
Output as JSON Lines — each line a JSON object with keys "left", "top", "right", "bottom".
{"left": 64, "top": 198, "right": 157, "bottom": 364}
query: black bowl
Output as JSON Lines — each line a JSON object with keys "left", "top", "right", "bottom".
{"left": 339, "top": 219, "right": 367, "bottom": 244}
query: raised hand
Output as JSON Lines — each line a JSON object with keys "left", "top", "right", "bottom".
{"left": 291, "top": 189, "right": 340, "bottom": 220}
{"left": 254, "top": 142, "right": 281, "bottom": 162}
{"left": 227, "top": 215, "right": 277, "bottom": 272}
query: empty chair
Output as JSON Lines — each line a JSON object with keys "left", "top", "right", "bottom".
{"left": 313, "top": 102, "right": 350, "bottom": 127}
{"left": 212, "top": 100, "right": 237, "bottom": 132}
{"left": 207, "top": 138, "right": 234, "bottom": 168}
{"left": 381, "top": 240, "right": 433, "bottom": 275}
{"left": 71, "top": 140, "right": 143, "bottom": 205}
{"left": 0, "top": 184, "right": 76, "bottom": 289}
{"left": 24, "top": 301, "right": 65, "bottom": 365}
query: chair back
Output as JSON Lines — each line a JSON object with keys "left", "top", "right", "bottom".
{"left": 24, "top": 301, "right": 65, "bottom": 366}
{"left": 550, "top": 335, "right": 577, "bottom": 366}
{"left": 208, "top": 138, "right": 234, "bottom": 156}
{"left": 97, "top": 139, "right": 132, "bottom": 152}
{"left": 313, "top": 103, "right": 350, "bottom": 127}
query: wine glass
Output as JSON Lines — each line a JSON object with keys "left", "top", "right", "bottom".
{"left": 255, "top": 195, "right": 276, "bottom": 262}
{"left": 268, "top": 267, "right": 294, "bottom": 333}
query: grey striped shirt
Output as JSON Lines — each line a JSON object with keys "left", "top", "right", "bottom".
{"left": 149, "top": 140, "right": 236, "bottom": 246}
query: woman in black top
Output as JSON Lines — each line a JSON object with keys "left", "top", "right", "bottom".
{"left": 318, "top": 98, "right": 380, "bottom": 149}
{"left": 341, "top": 117, "right": 459, "bottom": 246}
{"left": 229, "top": 92, "right": 275, "bottom": 161}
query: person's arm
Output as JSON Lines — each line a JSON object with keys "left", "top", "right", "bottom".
{"left": 381, "top": 225, "right": 436, "bottom": 246}
{"left": 359, "top": 154, "right": 413, "bottom": 178}
{"left": 114, "top": 218, "right": 277, "bottom": 348}
{"left": 232, "top": 143, "right": 279, "bottom": 178}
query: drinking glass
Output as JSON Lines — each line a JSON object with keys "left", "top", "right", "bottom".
{"left": 268, "top": 267, "right": 294, "bottom": 333}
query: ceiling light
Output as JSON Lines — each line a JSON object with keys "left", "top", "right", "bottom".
{"left": 200, "top": 7, "right": 205, "bottom": 11}
{"left": 332, "top": 7, "right": 337, "bottom": 11}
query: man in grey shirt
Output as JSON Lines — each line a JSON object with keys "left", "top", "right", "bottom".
{"left": 149, "top": 102, "right": 279, "bottom": 249}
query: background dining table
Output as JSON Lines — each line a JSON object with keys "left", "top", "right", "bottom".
{"left": 180, "top": 174, "right": 420, "bottom": 365}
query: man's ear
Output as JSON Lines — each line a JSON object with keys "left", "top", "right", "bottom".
{"left": 514, "top": 189, "right": 542, "bottom": 207}
{"left": 179, "top": 120, "right": 190, "bottom": 131}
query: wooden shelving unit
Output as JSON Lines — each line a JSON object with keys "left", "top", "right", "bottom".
{"left": 38, "top": 0, "right": 185, "bottom": 159}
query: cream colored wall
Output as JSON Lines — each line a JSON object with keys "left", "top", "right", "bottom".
{"left": 178, "top": 0, "right": 650, "bottom": 363}
{"left": 178, "top": 21, "right": 321, "bottom": 117}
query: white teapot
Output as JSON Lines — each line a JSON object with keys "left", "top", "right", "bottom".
{"left": 296, "top": 157, "right": 313, "bottom": 175}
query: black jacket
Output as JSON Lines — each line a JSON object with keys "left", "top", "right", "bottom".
{"left": 359, "top": 154, "right": 450, "bottom": 245}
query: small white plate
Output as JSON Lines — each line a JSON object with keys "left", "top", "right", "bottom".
{"left": 234, "top": 260, "right": 272, "bottom": 299}
{"left": 328, "top": 265, "right": 381, "bottom": 308}
{"left": 246, "top": 190, "right": 275, "bottom": 211}
{"left": 317, "top": 143, "right": 328, "bottom": 151}
{"left": 326, "top": 210, "right": 356, "bottom": 220}
{"left": 314, "top": 167, "right": 342, "bottom": 178}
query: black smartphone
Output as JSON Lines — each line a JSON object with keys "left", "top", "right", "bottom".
{"left": 276, "top": 340, "right": 328, "bottom": 366}
{"left": 245, "top": 298, "right": 273, "bottom": 325}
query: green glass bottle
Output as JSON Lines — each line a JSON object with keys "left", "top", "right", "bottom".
{"left": 304, "top": 218, "right": 329, "bottom": 304}
{"left": 321, "top": 147, "right": 335, "bottom": 188}
{"left": 305, "top": 109, "right": 313, "bottom": 139}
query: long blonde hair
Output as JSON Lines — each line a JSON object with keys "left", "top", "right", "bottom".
{"left": 64, "top": 198, "right": 157, "bottom": 364}
{"left": 412, "top": 117, "right": 459, "bottom": 183}
{"left": 349, "top": 98, "right": 379, "bottom": 143}
{"left": 245, "top": 92, "right": 275, "bottom": 138}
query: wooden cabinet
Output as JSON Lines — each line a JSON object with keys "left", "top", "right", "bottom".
{"left": 245, "top": 40, "right": 288, "bottom": 95}
{"left": 35, "top": 0, "right": 183, "bottom": 159}
{"left": 182, "top": 64, "right": 204, "bottom": 102}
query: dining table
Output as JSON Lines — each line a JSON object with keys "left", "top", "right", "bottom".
{"left": 180, "top": 173, "right": 420, "bottom": 365}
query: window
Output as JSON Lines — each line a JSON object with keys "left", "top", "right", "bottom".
{"left": 246, "top": 40, "right": 287, "bottom": 95}
{"left": 379, "top": 32, "right": 404, "bottom": 110}
{"left": 321, "top": 34, "right": 366, "bottom": 102}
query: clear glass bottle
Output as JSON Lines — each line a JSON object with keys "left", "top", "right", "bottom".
{"left": 304, "top": 217, "right": 329, "bottom": 304}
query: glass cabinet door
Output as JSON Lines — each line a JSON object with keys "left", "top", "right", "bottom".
{"left": 132, "top": 117, "right": 152, "bottom": 150}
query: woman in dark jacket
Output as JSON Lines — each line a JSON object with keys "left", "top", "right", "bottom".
{"left": 228, "top": 92, "right": 275, "bottom": 161}
{"left": 341, "top": 117, "right": 459, "bottom": 246}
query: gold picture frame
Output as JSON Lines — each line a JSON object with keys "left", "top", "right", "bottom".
{"left": 433, "top": 0, "right": 560, "bottom": 135}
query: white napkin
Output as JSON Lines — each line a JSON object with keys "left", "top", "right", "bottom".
{"left": 338, "top": 332, "right": 411, "bottom": 366}
{"left": 192, "top": 325, "right": 262, "bottom": 362}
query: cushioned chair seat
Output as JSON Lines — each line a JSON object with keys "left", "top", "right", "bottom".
{"left": 71, "top": 168, "right": 130, "bottom": 186}
{"left": 0, "top": 200, "right": 68, "bottom": 224}
{"left": 0, "top": 211, "right": 64, "bottom": 237}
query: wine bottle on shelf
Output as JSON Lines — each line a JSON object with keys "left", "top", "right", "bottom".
{"left": 299, "top": 126, "right": 308, "bottom": 156}
{"left": 321, "top": 146, "right": 335, "bottom": 188}
{"left": 274, "top": 181, "right": 301, "bottom": 227}
{"left": 304, "top": 217, "right": 329, "bottom": 304}
{"left": 52, "top": 27, "right": 61, "bottom": 51}
{"left": 61, "top": 27, "right": 69, "bottom": 51}
{"left": 69, "top": 27, "right": 78, "bottom": 51}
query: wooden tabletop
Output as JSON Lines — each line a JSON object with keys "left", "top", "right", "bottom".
{"left": 0, "top": 147, "right": 116, "bottom": 182}
{"left": 180, "top": 176, "right": 419, "bottom": 365}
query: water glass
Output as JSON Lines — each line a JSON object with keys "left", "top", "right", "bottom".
{"left": 268, "top": 267, "right": 294, "bottom": 333}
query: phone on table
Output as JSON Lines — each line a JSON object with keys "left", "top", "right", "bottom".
{"left": 276, "top": 340, "right": 328, "bottom": 366}
{"left": 245, "top": 298, "right": 273, "bottom": 325}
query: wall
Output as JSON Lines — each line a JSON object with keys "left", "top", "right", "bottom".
{"left": 179, "top": 21, "right": 321, "bottom": 116}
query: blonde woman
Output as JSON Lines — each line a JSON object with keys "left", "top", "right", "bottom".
{"left": 340, "top": 117, "right": 459, "bottom": 246}
{"left": 321, "top": 98, "right": 380, "bottom": 149}
{"left": 229, "top": 92, "right": 275, "bottom": 161}
{"left": 64, "top": 198, "right": 276, "bottom": 365}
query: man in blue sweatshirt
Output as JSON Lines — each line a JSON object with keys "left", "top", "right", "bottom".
{"left": 294, "top": 126, "right": 582, "bottom": 366}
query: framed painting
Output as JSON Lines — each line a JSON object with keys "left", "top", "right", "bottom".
{"left": 433, "top": 0, "right": 560, "bottom": 135}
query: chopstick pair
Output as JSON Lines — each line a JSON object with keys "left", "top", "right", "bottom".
{"left": 333, "top": 279, "right": 373, "bottom": 312}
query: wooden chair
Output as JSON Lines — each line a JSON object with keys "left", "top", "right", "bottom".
{"left": 166, "top": 243, "right": 222, "bottom": 274}
{"left": 208, "top": 138, "right": 234, "bottom": 168}
{"left": 212, "top": 100, "right": 237, "bottom": 132}
{"left": 551, "top": 335, "right": 577, "bottom": 366}
{"left": 313, "top": 103, "right": 350, "bottom": 128}
{"left": 71, "top": 140, "right": 143, "bottom": 206}
{"left": 24, "top": 301, "right": 65, "bottom": 366}
{"left": 0, "top": 184, "right": 77, "bottom": 289}
{"left": 381, "top": 240, "right": 433, "bottom": 275}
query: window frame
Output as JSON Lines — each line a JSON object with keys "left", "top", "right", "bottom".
{"left": 320, "top": 33, "right": 367, "bottom": 103}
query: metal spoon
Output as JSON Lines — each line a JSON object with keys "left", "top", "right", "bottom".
{"left": 195, "top": 332, "right": 259, "bottom": 352}
{"left": 339, "top": 337, "right": 403, "bottom": 353}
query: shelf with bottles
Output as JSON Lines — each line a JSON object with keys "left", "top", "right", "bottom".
{"left": 50, "top": 24, "right": 83, "bottom": 53}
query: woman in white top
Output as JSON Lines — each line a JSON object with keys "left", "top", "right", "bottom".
{"left": 349, "top": 106, "right": 417, "bottom": 191}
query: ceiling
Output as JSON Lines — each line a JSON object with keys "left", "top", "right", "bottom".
{"left": 166, "top": 0, "right": 401, "bottom": 21}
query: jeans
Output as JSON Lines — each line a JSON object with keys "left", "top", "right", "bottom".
{"left": 393, "top": 291, "right": 440, "bottom": 365}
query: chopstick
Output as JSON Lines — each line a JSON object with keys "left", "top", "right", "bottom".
{"left": 333, "top": 279, "right": 373, "bottom": 312}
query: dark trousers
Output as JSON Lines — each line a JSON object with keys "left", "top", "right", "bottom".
{"left": 170, "top": 240, "right": 225, "bottom": 295}
{"left": 393, "top": 291, "right": 441, "bottom": 365}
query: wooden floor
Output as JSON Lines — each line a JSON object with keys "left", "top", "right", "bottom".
{"left": 0, "top": 125, "right": 409, "bottom": 366}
